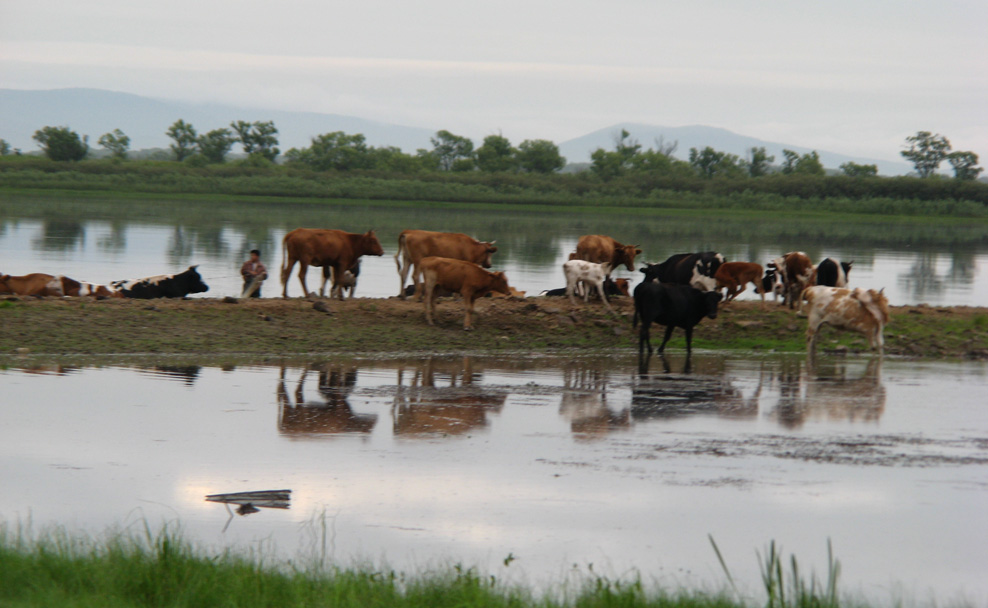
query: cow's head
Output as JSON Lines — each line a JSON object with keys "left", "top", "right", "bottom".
{"left": 842, "top": 261, "right": 854, "bottom": 276}
{"left": 181, "top": 266, "right": 209, "bottom": 295}
{"left": 703, "top": 290, "right": 724, "bottom": 319}
{"left": 363, "top": 230, "right": 385, "bottom": 256}
{"left": 479, "top": 241, "right": 498, "bottom": 268}
{"left": 639, "top": 263, "right": 661, "bottom": 283}
{"left": 613, "top": 278, "right": 631, "bottom": 297}
{"left": 618, "top": 244, "right": 642, "bottom": 272}
{"left": 689, "top": 261, "right": 719, "bottom": 292}
{"left": 489, "top": 271, "right": 510, "bottom": 296}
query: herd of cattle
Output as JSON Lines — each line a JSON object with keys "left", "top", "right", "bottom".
{"left": 0, "top": 227, "right": 890, "bottom": 357}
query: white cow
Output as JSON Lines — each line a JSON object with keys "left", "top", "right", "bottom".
{"left": 563, "top": 260, "right": 614, "bottom": 313}
{"left": 802, "top": 286, "right": 890, "bottom": 355}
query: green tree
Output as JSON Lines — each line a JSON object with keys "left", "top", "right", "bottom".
{"left": 166, "top": 119, "right": 198, "bottom": 161}
{"left": 947, "top": 151, "right": 983, "bottom": 180}
{"left": 516, "top": 139, "right": 565, "bottom": 174}
{"left": 286, "top": 131, "right": 373, "bottom": 171}
{"left": 430, "top": 130, "right": 474, "bottom": 171}
{"left": 780, "top": 149, "right": 825, "bottom": 176}
{"left": 839, "top": 161, "right": 878, "bottom": 177}
{"left": 590, "top": 129, "right": 641, "bottom": 180}
{"left": 231, "top": 120, "right": 280, "bottom": 161}
{"left": 97, "top": 128, "right": 131, "bottom": 160}
{"left": 33, "top": 126, "right": 89, "bottom": 161}
{"left": 688, "top": 146, "right": 743, "bottom": 179}
{"left": 744, "top": 146, "right": 774, "bottom": 177}
{"left": 197, "top": 128, "right": 235, "bottom": 163}
{"left": 369, "top": 146, "right": 426, "bottom": 173}
{"left": 901, "top": 131, "right": 951, "bottom": 178}
{"left": 1, "top": 138, "right": 13, "bottom": 155}
{"left": 475, "top": 134, "right": 518, "bottom": 172}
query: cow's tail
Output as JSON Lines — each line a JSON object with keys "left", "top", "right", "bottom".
{"left": 394, "top": 231, "right": 407, "bottom": 274}
{"left": 280, "top": 233, "right": 290, "bottom": 287}
{"left": 797, "top": 286, "right": 813, "bottom": 315}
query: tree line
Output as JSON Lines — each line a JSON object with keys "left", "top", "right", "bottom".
{"left": 2, "top": 122, "right": 983, "bottom": 182}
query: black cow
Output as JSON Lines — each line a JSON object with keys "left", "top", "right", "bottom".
{"left": 815, "top": 258, "right": 853, "bottom": 288}
{"left": 639, "top": 252, "right": 725, "bottom": 291}
{"left": 632, "top": 282, "right": 723, "bottom": 362}
{"left": 112, "top": 266, "right": 209, "bottom": 299}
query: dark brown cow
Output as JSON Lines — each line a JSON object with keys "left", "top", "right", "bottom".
{"left": 713, "top": 262, "right": 765, "bottom": 302}
{"left": 420, "top": 256, "right": 511, "bottom": 330}
{"left": 574, "top": 235, "right": 641, "bottom": 274}
{"left": 395, "top": 229, "right": 497, "bottom": 299}
{"left": 280, "top": 228, "right": 384, "bottom": 299}
{"left": 0, "top": 273, "right": 57, "bottom": 296}
{"left": 775, "top": 251, "right": 814, "bottom": 309}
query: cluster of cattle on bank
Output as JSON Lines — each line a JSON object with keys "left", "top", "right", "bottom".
{"left": 1, "top": 227, "right": 889, "bottom": 358}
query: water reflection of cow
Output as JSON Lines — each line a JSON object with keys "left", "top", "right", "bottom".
{"left": 277, "top": 365, "right": 377, "bottom": 437}
{"left": 559, "top": 365, "right": 630, "bottom": 439}
{"left": 768, "top": 358, "right": 885, "bottom": 428}
{"left": 392, "top": 358, "right": 506, "bottom": 437}
{"left": 631, "top": 356, "right": 761, "bottom": 420}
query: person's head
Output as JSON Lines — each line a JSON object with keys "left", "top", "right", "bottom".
{"left": 249, "top": 249, "right": 261, "bottom": 261}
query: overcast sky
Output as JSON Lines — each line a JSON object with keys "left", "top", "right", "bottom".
{"left": 2, "top": 0, "right": 985, "bottom": 161}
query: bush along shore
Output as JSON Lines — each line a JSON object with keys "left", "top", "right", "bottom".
{"left": 0, "top": 297, "right": 985, "bottom": 360}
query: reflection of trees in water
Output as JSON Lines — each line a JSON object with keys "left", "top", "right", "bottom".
{"left": 948, "top": 250, "right": 976, "bottom": 283}
{"left": 898, "top": 251, "right": 947, "bottom": 300}
{"left": 235, "top": 226, "right": 277, "bottom": 264}
{"left": 32, "top": 219, "right": 85, "bottom": 252}
{"left": 97, "top": 221, "right": 127, "bottom": 253}
{"left": 167, "top": 225, "right": 231, "bottom": 265}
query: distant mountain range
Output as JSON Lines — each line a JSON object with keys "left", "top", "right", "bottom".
{"left": 0, "top": 88, "right": 912, "bottom": 175}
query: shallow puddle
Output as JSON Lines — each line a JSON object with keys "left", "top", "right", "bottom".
{"left": 1, "top": 353, "right": 986, "bottom": 603}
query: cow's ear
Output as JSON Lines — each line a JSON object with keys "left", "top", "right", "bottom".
{"left": 489, "top": 240, "right": 497, "bottom": 245}
{"left": 878, "top": 287, "right": 885, "bottom": 294}
{"left": 635, "top": 248, "right": 642, "bottom": 254}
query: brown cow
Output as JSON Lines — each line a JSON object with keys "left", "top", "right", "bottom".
{"left": 574, "top": 235, "right": 641, "bottom": 274}
{"left": 53, "top": 275, "right": 121, "bottom": 298}
{"left": 420, "top": 256, "right": 511, "bottom": 330}
{"left": 394, "top": 229, "right": 497, "bottom": 299}
{"left": 714, "top": 262, "right": 765, "bottom": 303}
{"left": 774, "top": 251, "right": 814, "bottom": 309}
{"left": 0, "top": 273, "right": 58, "bottom": 296}
{"left": 280, "top": 228, "right": 384, "bottom": 299}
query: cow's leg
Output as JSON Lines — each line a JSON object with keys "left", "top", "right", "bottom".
{"left": 463, "top": 292, "right": 477, "bottom": 330}
{"left": 297, "top": 262, "right": 311, "bottom": 298}
{"left": 754, "top": 280, "right": 765, "bottom": 303}
{"left": 397, "top": 255, "right": 412, "bottom": 299}
{"left": 412, "top": 267, "right": 425, "bottom": 302}
{"left": 683, "top": 326, "right": 694, "bottom": 356}
{"left": 424, "top": 281, "right": 436, "bottom": 326}
{"left": 566, "top": 276, "right": 579, "bottom": 306}
{"left": 281, "top": 260, "right": 296, "bottom": 298}
{"left": 806, "top": 319, "right": 823, "bottom": 355}
{"left": 594, "top": 279, "right": 614, "bottom": 313}
{"left": 638, "top": 319, "right": 653, "bottom": 359}
{"left": 657, "top": 325, "right": 675, "bottom": 354}
{"left": 320, "top": 266, "right": 331, "bottom": 298}
{"left": 331, "top": 263, "right": 345, "bottom": 301}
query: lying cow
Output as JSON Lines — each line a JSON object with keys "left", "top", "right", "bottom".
{"left": 633, "top": 282, "right": 723, "bottom": 360}
{"left": 815, "top": 258, "right": 853, "bottom": 288}
{"left": 111, "top": 266, "right": 209, "bottom": 299}
{"left": 640, "top": 252, "right": 725, "bottom": 291}
{"left": 540, "top": 278, "right": 630, "bottom": 298}
{"left": 563, "top": 260, "right": 614, "bottom": 313}
{"left": 713, "top": 262, "right": 765, "bottom": 302}
{"left": 49, "top": 275, "right": 121, "bottom": 298}
{"left": 802, "top": 286, "right": 889, "bottom": 356}
{"left": 1, "top": 273, "right": 59, "bottom": 297}
{"left": 420, "top": 256, "right": 511, "bottom": 330}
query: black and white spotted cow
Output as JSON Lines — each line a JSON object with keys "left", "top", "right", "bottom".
{"left": 111, "top": 266, "right": 209, "bottom": 299}
{"left": 639, "top": 252, "right": 725, "bottom": 292}
{"left": 815, "top": 258, "right": 853, "bottom": 288}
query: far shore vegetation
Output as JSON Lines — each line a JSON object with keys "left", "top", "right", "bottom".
{"left": 2, "top": 125, "right": 986, "bottom": 219}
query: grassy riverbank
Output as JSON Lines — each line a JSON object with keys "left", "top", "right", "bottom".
{"left": 1, "top": 297, "right": 985, "bottom": 361}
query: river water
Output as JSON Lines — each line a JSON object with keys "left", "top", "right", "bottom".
{"left": 1, "top": 354, "right": 986, "bottom": 604}
{"left": 1, "top": 194, "right": 986, "bottom": 305}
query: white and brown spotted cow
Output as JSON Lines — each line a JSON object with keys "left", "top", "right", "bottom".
{"left": 802, "top": 286, "right": 890, "bottom": 356}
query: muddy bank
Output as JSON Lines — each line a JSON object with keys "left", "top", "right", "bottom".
{"left": 1, "top": 296, "right": 986, "bottom": 359}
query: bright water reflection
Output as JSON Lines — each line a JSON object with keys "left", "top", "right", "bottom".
{"left": 1, "top": 194, "right": 986, "bottom": 305}
{"left": 1, "top": 354, "right": 986, "bottom": 603}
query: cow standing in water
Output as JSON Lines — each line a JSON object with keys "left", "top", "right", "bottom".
{"left": 281, "top": 228, "right": 384, "bottom": 299}
{"left": 802, "top": 286, "right": 889, "bottom": 357}
{"left": 633, "top": 282, "right": 722, "bottom": 369}
{"left": 394, "top": 230, "right": 497, "bottom": 299}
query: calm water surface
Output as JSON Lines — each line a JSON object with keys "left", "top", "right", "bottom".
{"left": 1, "top": 194, "right": 986, "bottom": 305}
{"left": 1, "top": 354, "right": 986, "bottom": 603}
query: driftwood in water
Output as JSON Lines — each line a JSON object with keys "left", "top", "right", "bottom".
{"left": 205, "top": 489, "right": 291, "bottom": 511}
